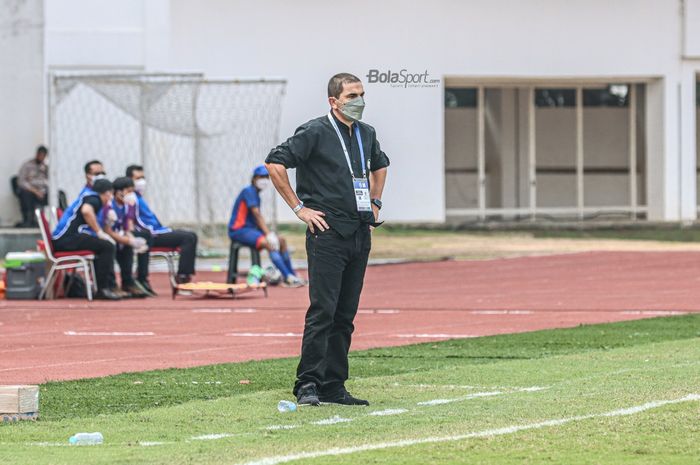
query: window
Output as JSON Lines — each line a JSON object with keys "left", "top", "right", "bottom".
{"left": 535, "top": 85, "right": 629, "bottom": 108}
{"left": 535, "top": 89, "right": 575, "bottom": 107}
{"left": 583, "top": 85, "right": 629, "bottom": 107}
{"left": 445, "top": 88, "right": 477, "bottom": 108}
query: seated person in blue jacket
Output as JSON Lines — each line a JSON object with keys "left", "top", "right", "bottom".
{"left": 51, "top": 179, "right": 121, "bottom": 300}
{"left": 101, "top": 177, "right": 149, "bottom": 298}
{"left": 126, "top": 164, "right": 198, "bottom": 293}
{"left": 229, "top": 165, "right": 304, "bottom": 287}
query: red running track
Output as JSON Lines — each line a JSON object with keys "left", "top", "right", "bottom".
{"left": 1, "top": 251, "right": 698, "bottom": 384}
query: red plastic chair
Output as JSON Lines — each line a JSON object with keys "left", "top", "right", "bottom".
{"left": 35, "top": 208, "right": 97, "bottom": 301}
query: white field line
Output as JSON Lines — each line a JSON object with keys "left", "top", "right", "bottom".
{"left": 311, "top": 416, "right": 353, "bottom": 425}
{"left": 391, "top": 383, "right": 550, "bottom": 391}
{"left": 417, "top": 390, "right": 504, "bottom": 406}
{"left": 238, "top": 394, "right": 700, "bottom": 465}
{"left": 227, "top": 332, "right": 302, "bottom": 337}
{"left": 265, "top": 425, "right": 300, "bottom": 431}
{"left": 368, "top": 409, "right": 408, "bottom": 416}
{"left": 64, "top": 331, "right": 155, "bottom": 337}
{"left": 395, "top": 334, "right": 478, "bottom": 339}
{"left": 190, "top": 433, "right": 235, "bottom": 441}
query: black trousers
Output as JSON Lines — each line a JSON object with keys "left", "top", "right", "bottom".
{"left": 18, "top": 188, "right": 47, "bottom": 226}
{"left": 115, "top": 244, "right": 136, "bottom": 287}
{"left": 53, "top": 234, "right": 116, "bottom": 291}
{"left": 294, "top": 225, "right": 371, "bottom": 396}
{"left": 135, "top": 229, "right": 198, "bottom": 280}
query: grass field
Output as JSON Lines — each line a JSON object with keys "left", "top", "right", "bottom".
{"left": 1, "top": 315, "right": 699, "bottom": 464}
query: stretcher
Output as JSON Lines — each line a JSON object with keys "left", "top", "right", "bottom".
{"left": 172, "top": 281, "right": 268, "bottom": 299}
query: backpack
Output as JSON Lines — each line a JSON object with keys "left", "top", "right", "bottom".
{"left": 63, "top": 272, "right": 88, "bottom": 298}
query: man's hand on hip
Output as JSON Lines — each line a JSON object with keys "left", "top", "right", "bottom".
{"left": 371, "top": 204, "right": 380, "bottom": 223}
{"left": 296, "top": 207, "right": 328, "bottom": 233}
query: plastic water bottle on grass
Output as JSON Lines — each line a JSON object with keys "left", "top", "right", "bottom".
{"left": 277, "top": 400, "right": 297, "bottom": 412}
{"left": 69, "top": 432, "right": 103, "bottom": 445}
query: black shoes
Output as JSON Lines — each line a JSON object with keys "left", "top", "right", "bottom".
{"left": 122, "top": 284, "right": 148, "bottom": 298}
{"left": 296, "top": 382, "right": 320, "bottom": 406}
{"left": 175, "top": 274, "right": 192, "bottom": 285}
{"left": 136, "top": 279, "right": 157, "bottom": 297}
{"left": 319, "top": 387, "right": 369, "bottom": 406}
{"left": 95, "top": 288, "right": 122, "bottom": 300}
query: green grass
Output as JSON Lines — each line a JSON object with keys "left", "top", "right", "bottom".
{"left": 1, "top": 315, "right": 699, "bottom": 464}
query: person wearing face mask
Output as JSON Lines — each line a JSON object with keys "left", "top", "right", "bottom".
{"left": 265, "top": 73, "right": 390, "bottom": 407}
{"left": 51, "top": 179, "right": 121, "bottom": 300}
{"left": 125, "top": 164, "right": 198, "bottom": 292}
{"left": 100, "top": 177, "right": 149, "bottom": 298}
{"left": 15, "top": 145, "right": 49, "bottom": 228}
{"left": 228, "top": 165, "right": 304, "bottom": 287}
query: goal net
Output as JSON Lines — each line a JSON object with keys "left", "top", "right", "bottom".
{"left": 48, "top": 73, "right": 286, "bottom": 245}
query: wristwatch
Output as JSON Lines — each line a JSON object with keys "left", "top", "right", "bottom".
{"left": 292, "top": 201, "right": 304, "bottom": 213}
{"left": 371, "top": 198, "right": 383, "bottom": 210}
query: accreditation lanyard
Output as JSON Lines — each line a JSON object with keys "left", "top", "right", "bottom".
{"left": 327, "top": 112, "right": 372, "bottom": 212}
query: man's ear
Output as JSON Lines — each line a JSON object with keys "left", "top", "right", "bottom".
{"left": 329, "top": 96, "right": 339, "bottom": 110}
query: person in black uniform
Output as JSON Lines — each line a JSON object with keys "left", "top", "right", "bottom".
{"left": 266, "top": 73, "right": 389, "bottom": 406}
{"left": 52, "top": 179, "right": 121, "bottom": 301}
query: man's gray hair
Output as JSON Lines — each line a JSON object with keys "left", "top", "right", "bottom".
{"left": 327, "top": 73, "right": 361, "bottom": 98}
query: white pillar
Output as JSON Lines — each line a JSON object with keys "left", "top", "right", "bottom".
{"left": 0, "top": 0, "right": 44, "bottom": 225}
{"left": 645, "top": 76, "right": 681, "bottom": 221}
{"left": 679, "top": 65, "right": 698, "bottom": 221}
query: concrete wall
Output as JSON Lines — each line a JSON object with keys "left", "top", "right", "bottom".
{"left": 0, "top": 0, "right": 44, "bottom": 226}
{"left": 45, "top": 0, "right": 170, "bottom": 69}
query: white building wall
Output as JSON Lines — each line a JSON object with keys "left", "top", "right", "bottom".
{"left": 167, "top": 0, "right": 692, "bottom": 222}
{"left": 0, "top": 0, "right": 44, "bottom": 226}
{"left": 4, "top": 0, "right": 689, "bottom": 224}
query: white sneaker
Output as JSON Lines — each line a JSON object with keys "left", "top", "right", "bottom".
{"left": 283, "top": 275, "right": 306, "bottom": 288}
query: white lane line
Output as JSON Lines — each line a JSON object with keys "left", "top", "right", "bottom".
{"left": 140, "top": 441, "right": 168, "bottom": 446}
{"left": 193, "top": 308, "right": 257, "bottom": 313}
{"left": 239, "top": 394, "right": 700, "bottom": 465}
{"left": 357, "top": 309, "right": 400, "bottom": 314}
{"left": 470, "top": 310, "right": 534, "bottom": 315}
{"left": 190, "top": 433, "right": 234, "bottom": 441}
{"left": 620, "top": 310, "right": 687, "bottom": 316}
{"left": 227, "top": 332, "right": 302, "bottom": 337}
{"left": 64, "top": 331, "right": 155, "bottom": 337}
{"left": 312, "top": 416, "right": 353, "bottom": 425}
{"left": 368, "top": 409, "right": 408, "bottom": 417}
{"left": 395, "top": 334, "right": 477, "bottom": 339}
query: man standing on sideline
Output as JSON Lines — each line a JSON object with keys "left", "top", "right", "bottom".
{"left": 16, "top": 145, "right": 49, "bottom": 227}
{"left": 265, "top": 73, "right": 389, "bottom": 406}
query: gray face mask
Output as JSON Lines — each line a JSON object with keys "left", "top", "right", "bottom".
{"left": 338, "top": 96, "right": 365, "bottom": 121}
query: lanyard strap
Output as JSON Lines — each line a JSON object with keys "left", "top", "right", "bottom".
{"left": 327, "top": 112, "right": 366, "bottom": 178}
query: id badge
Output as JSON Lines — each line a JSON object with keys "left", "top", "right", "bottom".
{"left": 353, "top": 177, "right": 372, "bottom": 212}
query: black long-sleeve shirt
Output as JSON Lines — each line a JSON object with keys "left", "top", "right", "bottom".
{"left": 266, "top": 112, "right": 390, "bottom": 238}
